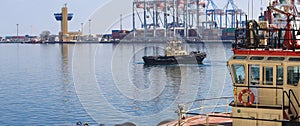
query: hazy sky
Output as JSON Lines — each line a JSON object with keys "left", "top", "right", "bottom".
{"left": 0, "top": 0, "right": 269, "bottom": 36}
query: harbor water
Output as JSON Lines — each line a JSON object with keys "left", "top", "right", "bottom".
{"left": 0, "top": 42, "right": 233, "bottom": 125}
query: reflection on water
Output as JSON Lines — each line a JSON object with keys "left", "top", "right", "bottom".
{"left": 0, "top": 44, "right": 93, "bottom": 125}
{"left": 62, "top": 44, "right": 70, "bottom": 86}
{"left": 0, "top": 42, "right": 233, "bottom": 125}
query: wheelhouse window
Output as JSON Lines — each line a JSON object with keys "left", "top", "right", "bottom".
{"left": 267, "top": 57, "right": 285, "bottom": 61}
{"left": 232, "top": 64, "right": 245, "bottom": 84}
{"left": 263, "top": 66, "right": 273, "bottom": 85}
{"left": 250, "top": 56, "right": 264, "bottom": 60}
{"left": 249, "top": 64, "right": 260, "bottom": 85}
{"left": 233, "top": 56, "right": 247, "bottom": 60}
{"left": 287, "top": 66, "right": 300, "bottom": 86}
{"left": 289, "top": 58, "right": 300, "bottom": 61}
{"left": 276, "top": 66, "right": 283, "bottom": 85}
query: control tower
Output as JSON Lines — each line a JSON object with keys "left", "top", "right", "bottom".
{"left": 54, "top": 4, "right": 74, "bottom": 42}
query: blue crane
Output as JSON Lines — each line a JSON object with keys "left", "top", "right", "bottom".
{"left": 224, "top": 0, "right": 244, "bottom": 28}
{"left": 225, "top": 0, "right": 239, "bottom": 10}
{"left": 207, "top": 0, "right": 218, "bottom": 10}
{"left": 205, "top": 0, "right": 224, "bottom": 28}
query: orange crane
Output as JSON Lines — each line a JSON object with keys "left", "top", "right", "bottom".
{"left": 268, "top": 3, "right": 300, "bottom": 49}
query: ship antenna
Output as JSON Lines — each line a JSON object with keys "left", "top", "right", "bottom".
{"left": 120, "top": 14, "right": 123, "bottom": 30}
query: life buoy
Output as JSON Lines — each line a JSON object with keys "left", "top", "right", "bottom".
{"left": 238, "top": 89, "right": 255, "bottom": 106}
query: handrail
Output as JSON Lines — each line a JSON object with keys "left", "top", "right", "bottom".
{"left": 283, "top": 90, "right": 299, "bottom": 120}
{"left": 177, "top": 96, "right": 234, "bottom": 125}
{"left": 185, "top": 96, "right": 234, "bottom": 104}
{"left": 185, "top": 112, "right": 292, "bottom": 123}
{"left": 289, "top": 89, "right": 300, "bottom": 107}
{"left": 234, "top": 85, "right": 284, "bottom": 89}
{"left": 234, "top": 27, "right": 300, "bottom": 51}
{"left": 283, "top": 90, "right": 287, "bottom": 109}
{"left": 288, "top": 89, "right": 300, "bottom": 120}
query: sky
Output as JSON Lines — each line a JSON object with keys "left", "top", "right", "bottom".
{"left": 0, "top": 0, "right": 269, "bottom": 36}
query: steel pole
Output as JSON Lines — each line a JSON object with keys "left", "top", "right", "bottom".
{"left": 120, "top": 14, "right": 123, "bottom": 30}
{"left": 144, "top": 0, "right": 147, "bottom": 39}
{"left": 154, "top": 2, "right": 156, "bottom": 38}
{"left": 173, "top": 0, "right": 176, "bottom": 38}
{"left": 133, "top": 2, "right": 136, "bottom": 38}
{"left": 81, "top": 23, "right": 83, "bottom": 34}
{"left": 16, "top": 24, "right": 19, "bottom": 42}
{"left": 88, "top": 19, "right": 91, "bottom": 35}
{"left": 225, "top": 10, "right": 228, "bottom": 28}
{"left": 164, "top": 0, "right": 168, "bottom": 39}
{"left": 196, "top": 0, "right": 199, "bottom": 39}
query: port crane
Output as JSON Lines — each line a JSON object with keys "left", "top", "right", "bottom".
{"left": 224, "top": 0, "right": 243, "bottom": 28}
{"left": 205, "top": 0, "right": 223, "bottom": 28}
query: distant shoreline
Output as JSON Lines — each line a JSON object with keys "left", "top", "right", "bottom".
{"left": 0, "top": 40, "right": 234, "bottom": 44}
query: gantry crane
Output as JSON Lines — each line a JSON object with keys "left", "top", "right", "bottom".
{"left": 205, "top": 0, "right": 224, "bottom": 28}
{"left": 224, "top": 0, "right": 243, "bottom": 28}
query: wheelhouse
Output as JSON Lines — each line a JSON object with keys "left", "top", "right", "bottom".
{"left": 227, "top": 3, "right": 300, "bottom": 124}
{"left": 228, "top": 53, "right": 300, "bottom": 126}
{"left": 227, "top": 17, "right": 300, "bottom": 126}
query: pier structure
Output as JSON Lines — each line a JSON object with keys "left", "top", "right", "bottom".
{"left": 131, "top": 0, "right": 245, "bottom": 42}
{"left": 54, "top": 4, "right": 82, "bottom": 42}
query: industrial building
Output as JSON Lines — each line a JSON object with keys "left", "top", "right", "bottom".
{"left": 4, "top": 35, "right": 38, "bottom": 42}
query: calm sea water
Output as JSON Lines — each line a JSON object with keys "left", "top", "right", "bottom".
{"left": 0, "top": 42, "right": 233, "bottom": 125}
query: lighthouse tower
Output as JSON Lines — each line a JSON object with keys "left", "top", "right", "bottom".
{"left": 54, "top": 4, "right": 73, "bottom": 42}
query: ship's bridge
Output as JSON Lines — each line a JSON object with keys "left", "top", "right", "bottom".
{"left": 228, "top": 55, "right": 300, "bottom": 87}
{"left": 227, "top": 54, "right": 300, "bottom": 125}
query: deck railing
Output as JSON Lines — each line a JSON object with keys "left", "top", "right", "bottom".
{"left": 234, "top": 27, "right": 300, "bottom": 51}
{"left": 175, "top": 89, "right": 300, "bottom": 126}
{"left": 176, "top": 96, "right": 233, "bottom": 125}
{"left": 283, "top": 89, "right": 300, "bottom": 120}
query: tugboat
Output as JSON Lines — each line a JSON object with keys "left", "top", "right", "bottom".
{"left": 143, "top": 40, "right": 206, "bottom": 65}
{"left": 161, "top": 0, "right": 300, "bottom": 126}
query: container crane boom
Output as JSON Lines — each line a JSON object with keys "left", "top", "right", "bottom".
{"left": 206, "top": 0, "right": 219, "bottom": 9}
